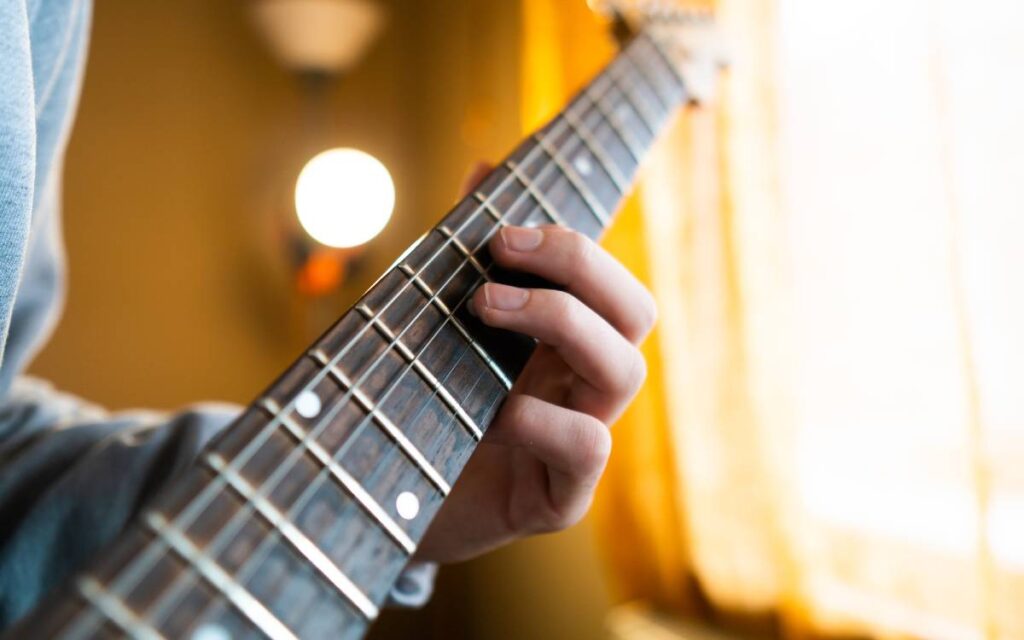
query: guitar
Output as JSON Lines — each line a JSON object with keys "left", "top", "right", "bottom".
{"left": 7, "top": 9, "right": 720, "bottom": 640}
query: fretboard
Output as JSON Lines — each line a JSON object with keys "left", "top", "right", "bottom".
{"left": 9, "top": 29, "right": 687, "bottom": 640}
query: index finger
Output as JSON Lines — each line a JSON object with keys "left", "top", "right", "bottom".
{"left": 488, "top": 225, "right": 657, "bottom": 343}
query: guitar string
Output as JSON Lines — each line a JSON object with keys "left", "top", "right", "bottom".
{"left": 169, "top": 210, "right": 524, "bottom": 635}
{"left": 162, "top": 76, "right": 670, "bottom": 625}
{"left": 74, "top": 51, "right": 656, "bottom": 636}
{"left": 72, "top": 35, "right": 670, "bottom": 638}
{"left": 148, "top": 98, "right": 634, "bottom": 632}
{"left": 72, "top": 34, "right": 672, "bottom": 637}
{"left": 268, "top": 344, "right": 494, "bottom": 629}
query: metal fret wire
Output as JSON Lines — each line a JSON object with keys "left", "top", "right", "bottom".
{"left": 610, "top": 39, "right": 667, "bottom": 128}
{"left": 93, "top": 35, "right": 676, "bottom": 638}
{"left": 176, "top": 220, "right": 522, "bottom": 634}
{"left": 70, "top": 33, "right": 677, "bottom": 639}
{"left": 148, "top": 89, "right": 644, "bottom": 633}
{"left": 636, "top": 33, "right": 688, "bottom": 90}
{"left": 163, "top": 63, "right": 684, "bottom": 628}
{"left": 80, "top": 35, "right": 672, "bottom": 639}
{"left": 632, "top": 37, "right": 688, "bottom": 112}
{"left": 623, "top": 48, "right": 672, "bottom": 111}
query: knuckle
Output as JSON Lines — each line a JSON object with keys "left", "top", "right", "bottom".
{"left": 637, "top": 288, "right": 658, "bottom": 335}
{"left": 577, "top": 413, "right": 606, "bottom": 475}
{"left": 574, "top": 415, "right": 612, "bottom": 473}
{"left": 623, "top": 348, "right": 648, "bottom": 396}
{"left": 566, "top": 231, "right": 596, "bottom": 275}
{"left": 621, "top": 285, "right": 658, "bottom": 342}
{"left": 548, "top": 290, "right": 584, "bottom": 329}
{"left": 535, "top": 504, "right": 585, "bottom": 534}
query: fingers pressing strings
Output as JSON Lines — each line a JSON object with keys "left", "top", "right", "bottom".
{"left": 471, "top": 226, "right": 653, "bottom": 422}
{"left": 488, "top": 225, "right": 657, "bottom": 345}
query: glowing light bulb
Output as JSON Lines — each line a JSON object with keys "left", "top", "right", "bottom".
{"left": 294, "top": 147, "right": 395, "bottom": 248}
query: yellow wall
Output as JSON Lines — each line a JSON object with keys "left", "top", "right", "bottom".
{"left": 30, "top": 1, "right": 610, "bottom": 638}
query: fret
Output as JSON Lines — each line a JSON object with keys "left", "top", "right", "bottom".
{"left": 609, "top": 54, "right": 668, "bottom": 129}
{"left": 257, "top": 397, "right": 417, "bottom": 553}
{"left": 597, "top": 77, "right": 659, "bottom": 156}
{"left": 532, "top": 132, "right": 611, "bottom": 227}
{"left": 87, "top": 550, "right": 199, "bottom": 638}
{"left": 473, "top": 191, "right": 506, "bottom": 224}
{"left": 397, "top": 232, "right": 487, "bottom": 315}
{"left": 503, "top": 160, "right": 568, "bottom": 226}
{"left": 205, "top": 421, "right": 409, "bottom": 605}
{"left": 144, "top": 472, "right": 372, "bottom": 638}
{"left": 436, "top": 224, "right": 491, "bottom": 279}
{"left": 572, "top": 105, "right": 639, "bottom": 189}
{"left": 356, "top": 265, "right": 507, "bottom": 460}
{"left": 144, "top": 511, "right": 298, "bottom": 640}
{"left": 429, "top": 198, "right": 503, "bottom": 260}
{"left": 639, "top": 32, "right": 687, "bottom": 92}
{"left": 397, "top": 262, "right": 514, "bottom": 389}
{"left": 9, "top": 23, "right": 700, "bottom": 640}
{"left": 554, "top": 110, "right": 630, "bottom": 193}
{"left": 622, "top": 47, "right": 672, "bottom": 111}
{"left": 472, "top": 164, "right": 551, "bottom": 232}
{"left": 76, "top": 576, "right": 163, "bottom": 640}
{"left": 631, "top": 34, "right": 687, "bottom": 107}
{"left": 308, "top": 348, "right": 453, "bottom": 496}
{"left": 155, "top": 575, "right": 258, "bottom": 640}
{"left": 356, "top": 303, "right": 484, "bottom": 441}
{"left": 204, "top": 453, "right": 379, "bottom": 621}
{"left": 499, "top": 141, "right": 600, "bottom": 240}
{"left": 580, "top": 105, "right": 643, "bottom": 192}
{"left": 582, "top": 82, "right": 646, "bottom": 161}
{"left": 154, "top": 418, "right": 405, "bottom": 629}
{"left": 247, "top": 353, "right": 446, "bottom": 547}
{"left": 633, "top": 40, "right": 687, "bottom": 111}
{"left": 602, "top": 70, "right": 658, "bottom": 137}
{"left": 332, "top": 407, "right": 445, "bottom": 541}
{"left": 529, "top": 124, "right": 620, "bottom": 230}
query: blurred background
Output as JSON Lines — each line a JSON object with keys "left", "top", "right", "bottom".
{"left": 28, "top": 0, "right": 1024, "bottom": 639}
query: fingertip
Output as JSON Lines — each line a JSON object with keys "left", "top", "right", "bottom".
{"left": 488, "top": 226, "right": 512, "bottom": 261}
{"left": 468, "top": 285, "right": 486, "bottom": 317}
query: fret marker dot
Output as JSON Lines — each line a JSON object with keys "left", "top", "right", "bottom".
{"left": 573, "top": 154, "right": 593, "bottom": 176}
{"left": 192, "top": 624, "right": 231, "bottom": 640}
{"left": 396, "top": 491, "right": 420, "bottom": 520}
{"left": 295, "top": 390, "right": 321, "bottom": 419}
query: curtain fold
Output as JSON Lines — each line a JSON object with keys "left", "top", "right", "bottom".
{"left": 519, "top": 0, "right": 696, "bottom": 613}
{"left": 522, "top": 1, "right": 1021, "bottom": 639}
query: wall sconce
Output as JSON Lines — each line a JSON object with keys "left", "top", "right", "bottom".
{"left": 249, "top": 0, "right": 391, "bottom": 297}
{"left": 291, "top": 147, "right": 394, "bottom": 295}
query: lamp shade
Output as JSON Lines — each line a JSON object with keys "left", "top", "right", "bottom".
{"left": 249, "top": 0, "right": 386, "bottom": 73}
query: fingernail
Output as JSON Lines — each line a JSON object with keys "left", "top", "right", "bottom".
{"left": 500, "top": 226, "right": 544, "bottom": 252}
{"left": 483, "top": 283, "right": 529, "bottom": 310}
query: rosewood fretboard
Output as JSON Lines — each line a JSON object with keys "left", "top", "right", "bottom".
{"left": 8, "top": 29, "right": 688, "bottom": 640}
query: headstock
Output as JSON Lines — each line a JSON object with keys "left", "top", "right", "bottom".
{"left": 594, "top": 1, "right": 728, "bottom": 105}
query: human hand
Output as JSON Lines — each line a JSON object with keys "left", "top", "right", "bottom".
{"left": 415, "top": 163, "right": 656, "bottom": 563}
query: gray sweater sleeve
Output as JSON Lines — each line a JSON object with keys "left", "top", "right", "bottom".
{"left": 0, "top": 377, "right": 240, "bottom": 627}
{"left": 0, "top": 381, "right": 437, "bottom": 629}
{"left": 0, "top": 1, "right": 435, "bottom": 630}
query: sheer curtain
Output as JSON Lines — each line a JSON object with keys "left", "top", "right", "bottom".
{"left": 523, "top": 1, "right": 1024, "bottom": 638}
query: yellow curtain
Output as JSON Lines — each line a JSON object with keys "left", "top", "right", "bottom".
{"left": 523, "top": 1, "right": 1024, "bottom": 639}
{"left": 519, "top": 0, "right": 696, "bottom": 614}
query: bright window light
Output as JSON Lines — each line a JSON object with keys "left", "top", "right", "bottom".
{"left": 294, "top": 147, "right": 395, "bottom": 248}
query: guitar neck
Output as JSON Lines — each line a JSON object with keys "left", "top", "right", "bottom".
{"left": 10, "top": 29, "right": 687, "bottom": 640}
